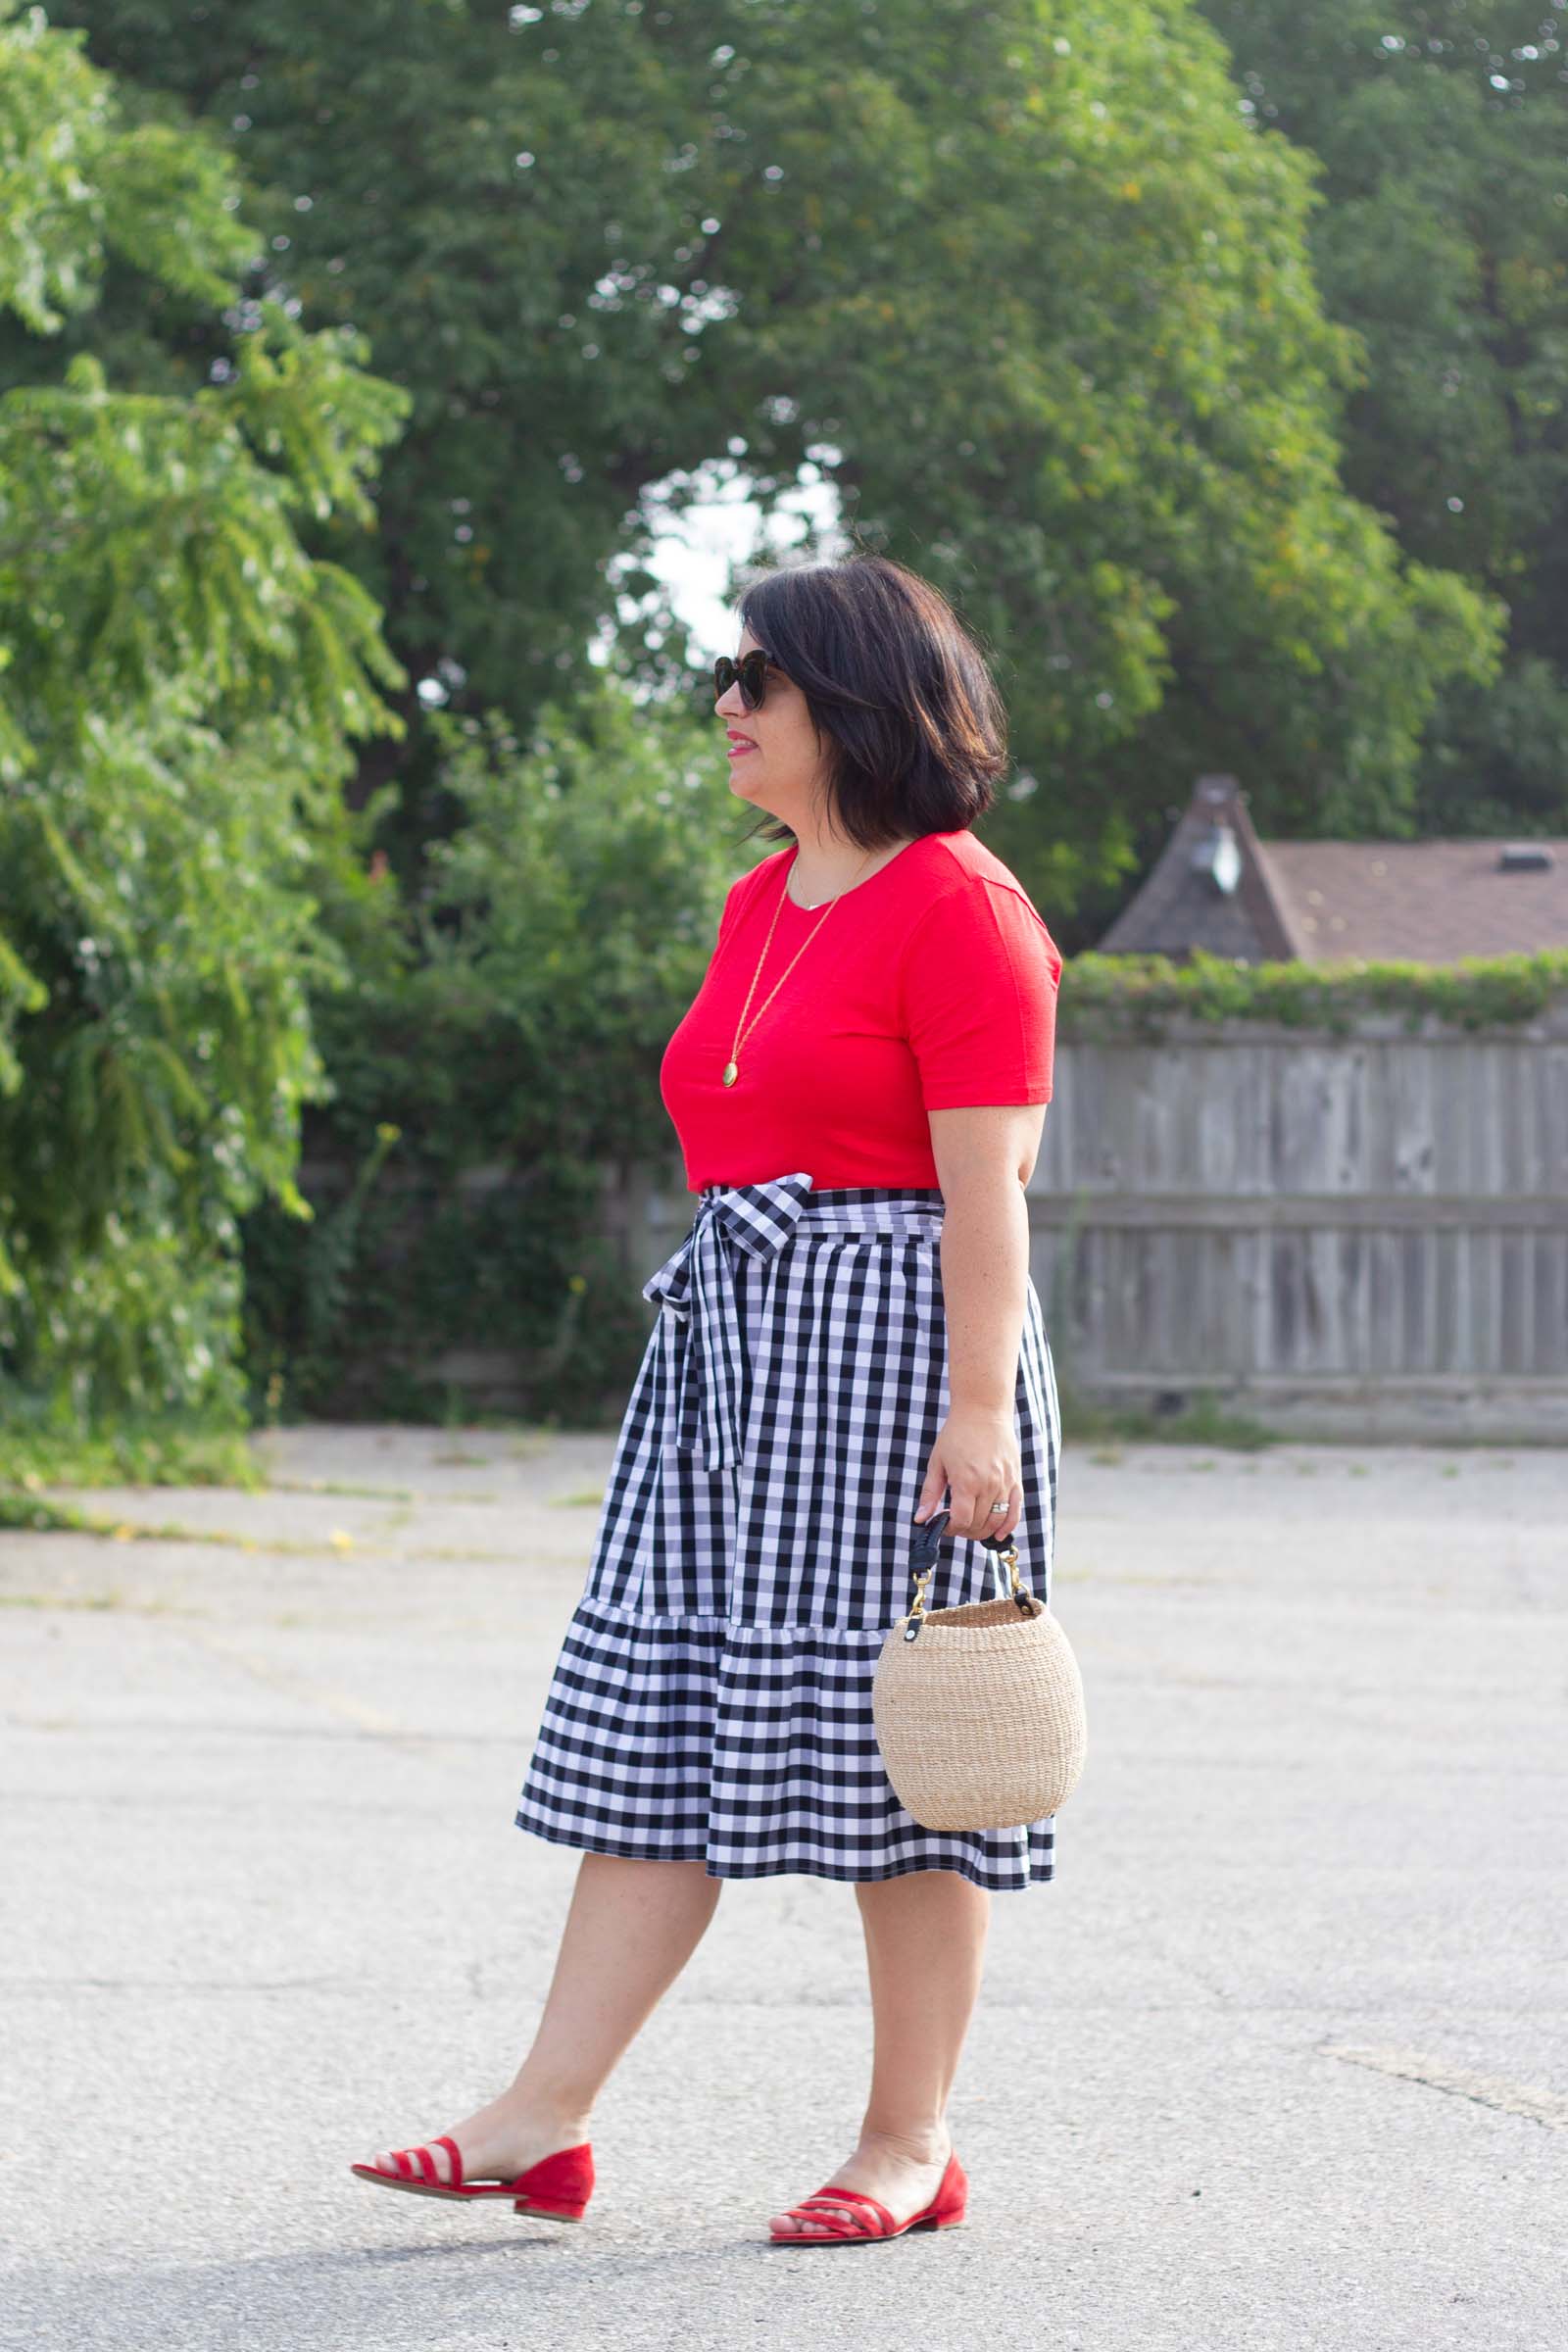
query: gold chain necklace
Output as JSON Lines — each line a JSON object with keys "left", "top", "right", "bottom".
{"left": 720, "top": 846, "right": 879, "bottom": 1088}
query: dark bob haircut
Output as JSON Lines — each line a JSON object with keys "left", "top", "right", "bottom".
{"left": 735, "top": 554, "right": 1007, "bottom": 852}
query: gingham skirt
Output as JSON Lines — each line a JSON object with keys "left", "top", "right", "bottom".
{"left": 514, "top": 1170, "right": 1063, "bottom": 1889}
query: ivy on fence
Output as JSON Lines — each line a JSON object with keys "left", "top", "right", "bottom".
{"left": 1057, "top": 948, "right": 1568, "bottom": 1040}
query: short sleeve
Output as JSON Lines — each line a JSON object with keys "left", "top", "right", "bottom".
{"left": 899, "top": 879, "right": 1061, "bottom": 1110}
{"left": 715, "top": 878, "right": 746, "bottom": 950}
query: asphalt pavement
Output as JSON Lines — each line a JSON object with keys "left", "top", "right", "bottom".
{"left": 2, "top": 1424, "right": 1564, "bottom": 2351}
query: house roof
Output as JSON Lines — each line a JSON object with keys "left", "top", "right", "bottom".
{"left": 1094, "top": 774, "right": 1568, "bottom": 964}
{"left": 1095, "top": 776, "right": 1297, "bottom": 959}
{"left": 1261, "top": 838, "right": 1568, "bottom": 962}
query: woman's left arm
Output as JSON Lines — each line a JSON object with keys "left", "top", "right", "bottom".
{"left": 913, "top": 1103, "right": 1047, "bottom": 1545}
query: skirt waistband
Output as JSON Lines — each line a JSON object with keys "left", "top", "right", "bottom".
{"left": 698, "top": 1179, "right": 946, "bottom": 1241}
{"left": 651, "top": 1172, "right": 945, "bottom": 1475}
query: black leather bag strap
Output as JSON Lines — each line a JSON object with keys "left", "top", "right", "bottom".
{"left": 908, "top": 1504, "right": 1013, "bottom": 1567}
{"left": 906, "top": 1506, "right": 1031, "bottom": 1617}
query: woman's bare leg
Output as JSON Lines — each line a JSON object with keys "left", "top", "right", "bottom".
{"left": 768, "top": 1866, "right": 991, "bottom": 2235}
{"left": 362, "top": 1853, "right": 721, "bottom": 2182}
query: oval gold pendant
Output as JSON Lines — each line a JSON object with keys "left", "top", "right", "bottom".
{"left": 721, "top": 1061, "right": 738, "bottom": 1087}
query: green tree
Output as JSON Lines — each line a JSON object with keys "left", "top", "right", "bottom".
{"left": 49, "top": 0, "right": 1500, "bottom": 928}
{"left": 237, "top": 672, "right": 743, "bottom": 1422}
{"left": 0, "top": 0, "right": 411, "bottom": 1420}
{"left": 1200, "top": 0, "right": 1568, "bottom": 835}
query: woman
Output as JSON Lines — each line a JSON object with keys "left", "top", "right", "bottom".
{"left": 352, "top": 553, "right": 1064, "bottom": 2245}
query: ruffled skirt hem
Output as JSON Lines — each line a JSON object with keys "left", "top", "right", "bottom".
{"left": 513, "top": 1598, "right": 1057, "bottom": 1893}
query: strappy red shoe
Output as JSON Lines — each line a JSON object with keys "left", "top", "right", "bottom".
{"left": 350, "top": 2135, "right": 595, "bottom": 2222}
{"left": 768, "top": 2148, "right": 968, "bottom": 2245}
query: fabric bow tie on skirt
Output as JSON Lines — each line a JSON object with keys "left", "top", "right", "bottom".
{"left": 641, "top": 1170, "right": 816, "bottom": 1474}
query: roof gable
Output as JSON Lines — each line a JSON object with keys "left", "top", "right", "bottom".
{"left": 1095, "top": 775, "right": 1298, "bottom": 960}
{"left": 1095, "top": 776, "right": 1568, "bottom": 964}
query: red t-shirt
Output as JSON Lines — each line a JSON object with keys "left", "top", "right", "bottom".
{"left": 659, "top": 828, "right": 1062, "bottom": 1191}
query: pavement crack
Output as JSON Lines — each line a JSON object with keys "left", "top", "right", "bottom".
{"left": 1322, "top": 2041, "right": 1568, "bottom": 2128}
{"left": 170, "top": 1625, "right": 424, "bottom": 1746}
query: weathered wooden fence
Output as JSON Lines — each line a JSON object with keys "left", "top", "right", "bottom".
{"left": 1020, "top": 1004, "right": 1568, "bottom": 1438}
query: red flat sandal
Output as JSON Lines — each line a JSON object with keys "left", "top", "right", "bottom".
{"left": 350, "top": 2135, "right": 595, "bottom": 2222}
{"left": 768, "top": 2149, "right": 968, "bottom": 2245}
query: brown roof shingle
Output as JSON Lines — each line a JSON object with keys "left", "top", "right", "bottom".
{"left": 1261, "top": 838, "right": 1568, "bottom": 963}
{"left": 1093, "top": 774, "right": 1568, "bottom": 964}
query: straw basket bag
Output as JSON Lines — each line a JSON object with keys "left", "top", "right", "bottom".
{"left": 872, "top": 1505, "right": 1087, "bottom": 1833}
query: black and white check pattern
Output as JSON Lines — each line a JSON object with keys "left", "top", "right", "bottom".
{"left": 514, "top": 1171, "right": 1063, "bottom": 1888}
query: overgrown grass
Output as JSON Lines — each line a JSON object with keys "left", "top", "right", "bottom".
{"left": 0, "top": 1402, "right": 265, "bottom": 1505}
{"left": 0, "top": 1399, "right": 564, "bottom": 1518}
